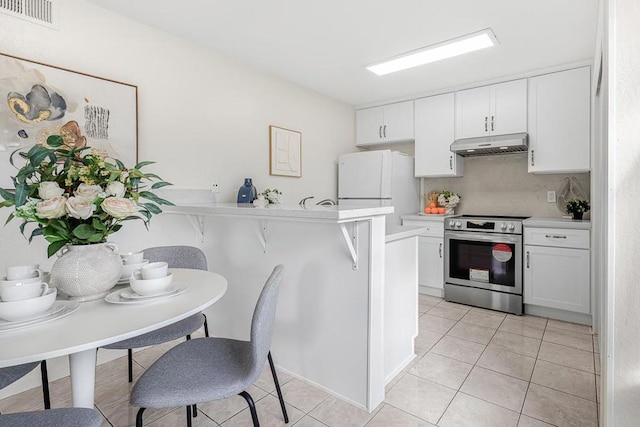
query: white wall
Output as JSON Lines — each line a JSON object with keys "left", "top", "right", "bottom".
{"left": 0, "top": 0, "right": 354, "bottom": 397}
{"left": 611, "top": 0, "right": 640, "bottom": 425}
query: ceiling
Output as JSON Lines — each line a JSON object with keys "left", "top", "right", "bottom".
{"left": 86, "top": 0, "right": 598, "bottom": 107}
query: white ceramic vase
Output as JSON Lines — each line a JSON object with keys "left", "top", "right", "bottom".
{"left": 50, "top": 243, "right": 123, "bottom": 301}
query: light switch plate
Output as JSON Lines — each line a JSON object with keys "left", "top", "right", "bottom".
{"left": 547, "top": 191, "right": 556, "bottom": 203}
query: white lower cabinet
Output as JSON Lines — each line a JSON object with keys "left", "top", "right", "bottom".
{"left": 524, "top": 228, "right": 590, "bottom": 314}
{"left": 402, "top": 218, "right": 444, "bottom": 296}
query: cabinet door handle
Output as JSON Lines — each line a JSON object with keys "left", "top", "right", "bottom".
{"left": 449, "top": 156, "right": 453, "bottom": 170}
{"left": 545, "top": 234, "right": 568, "bottom": 239}
{"left": 491, "top": 115, "right": 494, "bottom": 131}
{"left": 383, "top": 125, "right": 387, "bottom": 138}
{"left": 379, "top": 126, "right": 382, "bottom": 139}
{"left": 439, "top": 243, "right": 442, "bottom": 258}
{"left": 484, "top": 116, "right": 488, "bottom": 132}
{"left": 531, "top": 149, "right": 535, "bottom": 166}
{"left": 526, "top": 251, "right": 530, "bottom": 268}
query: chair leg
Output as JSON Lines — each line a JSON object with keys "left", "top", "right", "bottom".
{"left": 128, "top": 349, "right": 133, "bottom": 383}
{"left": 203, "top": 313, "right": 209, "bottom": 337}
{"left": 192, "top": 403, "right": 198, "bottom": 417}
{"left": 136, "top": 408, "right": 146, "bottom": 427}
{"left": 268, "top": 352, "right": 289, "bottom": 423}
{"left": 186, "top": 334, "right": 191, "bottom": 341}
{"left": 239, "top": 391, "right": 260, "bottom": 427}
{"left": 186, "top": 405, "right": 193, "bottom": 427}
{"left": 40, "top": 360, "right": 50, "bottom": 409}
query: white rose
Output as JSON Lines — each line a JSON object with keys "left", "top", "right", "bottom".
{"left": 101, "top": 197, "right": 138, "bottom": 219}
{"left": 38, "top": 182, "right": 64, "bottom": 199}
{"left": 105, "top": 181, "right": 126, "bottom": 198}
{"left": 65, "top": 196, "right": 96, "bottom": 220}
{"left": 35, "top": 196, "right": 67, "bottom": 219}
{"left": 74, "top": 183, "right": 103, "bottom": 201}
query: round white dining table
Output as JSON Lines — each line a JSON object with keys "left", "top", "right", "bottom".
{"left": 0, "top": 268, "right": 227, "bottom": 408}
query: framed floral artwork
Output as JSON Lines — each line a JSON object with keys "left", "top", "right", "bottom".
{"left": 0, "top": 52, "right": 138, "bottom": 188}
{"left": 269, "top": 125, "right": 301, "bottom": 178}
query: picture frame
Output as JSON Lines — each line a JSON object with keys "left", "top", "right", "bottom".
{"left": 0, "top": 52, "right": 138, "bottom": 188}
{"left": 269, "top": 125, "right": 301, "bottom": 178}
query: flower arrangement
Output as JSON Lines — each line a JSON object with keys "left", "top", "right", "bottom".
{"left": 260, "top": 188, "right": 282, "bottom": 205}
{"left": 438, "top": 190, "right": 461, "bottom": 209}
{"left": 0, "top": 133, "right": 173, "bottom": 257}
{"left": 566, "top": 198, "right": 590, "bottom": 218}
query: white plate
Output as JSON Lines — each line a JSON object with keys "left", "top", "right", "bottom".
{"left": 105, "top": 285, "right": 188, "bottom": 305}
{"left": 120, "top": 285, "right": 180, "bottom": 300}
{"left": 0, "top": 301, "right": 80, "bottom": 332}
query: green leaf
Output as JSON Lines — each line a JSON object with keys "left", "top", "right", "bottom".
{"left": 151, "top": 181, "right": 172, "bottom": 190}
{"left": 27, "top": 145, "right": 53, "bottom": 167}
{"left": 14, "top": 182, "right": 29, "bottom": 207}
{"left": 92, "top": 217, "right": 107, "bottom": 231}
{"left": 72, "top": 223, "right": 97, "bottom": 240}
{"left": 46, "top": 135, "right": 65, "bottom": 147}
{"left": 47, "top": 240, "right": 68, "bottom": 258}
{"left": 0, "top": 187, "right": 14, "bottom": 202}
{"left": 134, "top": 160, "right": 155, "bottom": 169}
{"left": 28, "top": 227, "right": 44, "bottom": 243}
{"left": 4, "top": 212, "right": 14, "bottom": 225}
{"left": 115, "top": 159, "right": 125, "bottom": 170}
{"left": 142, "top": 203, "right": 162, "bottom": 214}
{"left": 142, "top": 173, "right": 162, "bottom": 180}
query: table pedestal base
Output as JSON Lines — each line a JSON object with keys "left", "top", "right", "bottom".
{"left": 69, "top": 349, "right": 97, "bottom": 408}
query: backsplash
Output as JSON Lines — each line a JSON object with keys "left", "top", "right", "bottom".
{"left": 422, "top": 154, "right": 591, "bottom": 218}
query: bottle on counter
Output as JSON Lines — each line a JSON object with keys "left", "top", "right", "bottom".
{"left": 237, "top": 178, "right": 257, "bottom": 203}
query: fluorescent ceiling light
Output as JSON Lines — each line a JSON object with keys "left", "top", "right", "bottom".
{"left": 367, "top": 29, "right": 497, "bottom": 76}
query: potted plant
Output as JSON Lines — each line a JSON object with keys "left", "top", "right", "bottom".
{"left": 0, "top": 129, "right": 172, "bottom": 300}
{"left": 566, "top": 198, "right": 590, "bottom": 220}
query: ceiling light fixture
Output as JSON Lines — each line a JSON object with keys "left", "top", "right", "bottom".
{"left": 367, "top": 28, "right": 498, "bottom": 76}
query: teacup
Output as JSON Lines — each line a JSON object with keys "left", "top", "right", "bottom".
{"left": 7, "top": 264, "right": 42, "bottom": 281}
{"left": 1, "top": 275, "right": 42, "bottom": 287}
{"left": 121, "top": 251, "right": 145, "bottom": 265}
{"left": 140, "top": 262, "right": 168, "bottom": 279}
{"left": 0, "top": 281, "right": 49, "bottom": 302}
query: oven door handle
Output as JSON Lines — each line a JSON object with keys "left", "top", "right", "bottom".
{"left": 445, "top": 231, "right": 522, "bottom": 244}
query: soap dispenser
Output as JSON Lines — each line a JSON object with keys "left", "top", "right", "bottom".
{"left": 237, "top": 178, "right": 257, "bottom": 203}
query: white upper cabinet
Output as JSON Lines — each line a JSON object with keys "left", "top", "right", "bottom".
{"left": 455, "top": 79, "right": 528, "bottom": 139}
{"left": 414, "top": 93, "right": 463, "bottom": 177}
{"left": 528, "top": 67, "right": 591, "bottom": 173}
{"left": 356, "top": 101, "right": 414, "bottom": 146}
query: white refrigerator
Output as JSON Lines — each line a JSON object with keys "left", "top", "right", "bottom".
{"left": 338, "top": 150, "right": 419, "bottom": 227}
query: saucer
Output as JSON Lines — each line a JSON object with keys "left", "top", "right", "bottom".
{"left": 120, "top": 285, "right": 180, "bottom": 299}
{"left": 105, "top": 285, "right": 188, "bottom": 305}
{"left": 0, "top": 301, "right": 80, "bottom": 332}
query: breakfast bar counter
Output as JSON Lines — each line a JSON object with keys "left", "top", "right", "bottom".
{"left": 160, "top": 202, "right": 416, "bottom": 411}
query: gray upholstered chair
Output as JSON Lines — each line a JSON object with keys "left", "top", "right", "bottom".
{"left": 131, "top": 265, "right": 288, "bottom": 427}
{"left": 0, "top": 408, "right": 102, "bottom": 427}
{"left": 102, "top": 246, "right": 209, "bottom": 383}
{"left": 0, "top": 361, "right": 50, "bottom": 412}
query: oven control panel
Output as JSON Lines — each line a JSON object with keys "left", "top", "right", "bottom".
{"left": 446, "top": 216, "right": 525, "bottom": 234}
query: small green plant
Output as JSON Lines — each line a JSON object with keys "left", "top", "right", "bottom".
{"left": 259, "top": 188, "right": 282, "bottom": 204}
{"left": 566, "top": 198, "right": 590, "bottom": 214}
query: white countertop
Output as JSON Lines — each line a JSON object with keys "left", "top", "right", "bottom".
{"left": 523, "top": 217, "right": 592, "bottom": 230}
{"left": 401, "top": 213, "right": 458, "bottom": 222}
{"left": 386, "top": 225, "right": 428, "bottom": 242}
{"left": 163, "top": 202, "right": 394, "bottom": 222}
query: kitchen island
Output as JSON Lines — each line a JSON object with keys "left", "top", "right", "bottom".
{"left": 162, "top": 202, "right": 421, "bottom": 411}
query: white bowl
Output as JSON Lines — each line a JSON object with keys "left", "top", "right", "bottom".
{"left": 0, "top": 289, "right": 57, "bottom": 322}
{"left": 121, "top": 251, "right": 145, "bottom": 264}
{"left": 140, "top": 262, "right": 168, "bottom": 279}
{"left": 130, "top": 271, "right": 173, "bottom": 296}
{"left": 120, "top": 259, "right": 149, "bottom": 279}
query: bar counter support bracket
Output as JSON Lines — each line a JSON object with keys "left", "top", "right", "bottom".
{"left": 186, "top": 215, "right": 205, "bottom": 244}
{"left": 339, "top": 222, "right": 359, "bottom": 270}
{"left": 255, "top": 220, "right": 268, "bottom": 253}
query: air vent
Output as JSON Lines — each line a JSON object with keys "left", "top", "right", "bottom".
{"left": 0, "top": 0, "right": 59, "bottom": 29}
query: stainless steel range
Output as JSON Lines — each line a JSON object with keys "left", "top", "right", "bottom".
{"left": 444, "top": 215, "right": 528, "bottom": 315}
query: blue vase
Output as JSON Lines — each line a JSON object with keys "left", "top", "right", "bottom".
{"left": 237, "top": 178, "right": 257, "bottom": 203}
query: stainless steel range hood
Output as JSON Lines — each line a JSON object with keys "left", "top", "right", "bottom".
{"left": 450, "top": 133, "right": 528, "bottom": 157}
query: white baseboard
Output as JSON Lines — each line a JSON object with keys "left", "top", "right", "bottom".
{"left": 525, "top": 304, "right": 592, "bottom": 326}
{"left": 419, "top": 285, "right": 443, "bottom": 298}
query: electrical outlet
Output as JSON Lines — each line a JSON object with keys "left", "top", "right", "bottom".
{"left": 211, "top": 180, "right": 220, "bottom": 193}
{"left": 547, "top": 191, "right": 556, "bottom": 203}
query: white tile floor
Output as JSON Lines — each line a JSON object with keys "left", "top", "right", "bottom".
{"left": 0, "top": 295, "right": 600, "bottom": 426}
